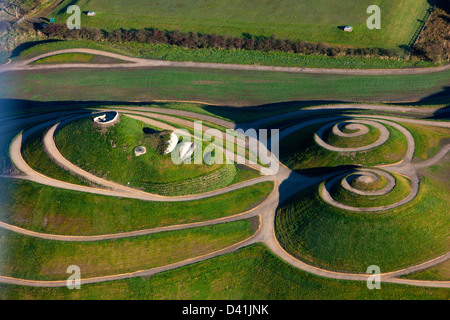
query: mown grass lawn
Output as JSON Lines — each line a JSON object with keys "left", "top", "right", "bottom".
{"left": 0, "top": 219, "right": 255, "bottom": 280}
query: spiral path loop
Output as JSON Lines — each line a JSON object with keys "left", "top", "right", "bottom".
{"left": 340, "top": 168, "right": 396, "bottom": 196}
{"left": 314, "top": 119, "right": 390, "bottom": 152}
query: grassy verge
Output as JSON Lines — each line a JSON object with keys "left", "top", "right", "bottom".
{"left": 275, "top": 165, "right": 449, "bottom": 273}
{"left": 0, "top": 244, "right": 448, "bottom": 299}
{"left": 0, "top": 178, "right": 272, "bottom": 235}
{"left": 0, "top": 219, "right": 255, "bottom": 281}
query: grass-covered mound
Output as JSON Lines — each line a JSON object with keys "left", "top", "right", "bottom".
{"left": 21, "top": 128, "right": 94, "bottom": 186}
{"left": 323, "top": 124, "right": 380, "bottom": 148}
{"left": 4, "top": 68, "right": 449, "bottom": 107}
{"left": 275, "top": 165, "right": 449, "bottom": 273}
{"left": 54, "top": 115, "right": 241, "bottom": 195}
{"left": 1, "top": 244, "right": 448, "bottom": 300}
{"left": 280, "top": 122, "right": 407, "bottom": 172}
{"left": 0, "top": 219, "right": 256, "bottom": 281}
{"left": 328, "top": 172, "right": 410, "bottom": 208}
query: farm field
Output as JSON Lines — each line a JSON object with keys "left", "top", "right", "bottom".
{"left": 1, "top": 67, "right": 449, "bottom": 107}
{"left": 50, "top": 0, "right": 432, "bottom": 48}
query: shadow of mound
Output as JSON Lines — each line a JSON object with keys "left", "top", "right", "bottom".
{"left": 291, "top": 165, "right": 360, "bottom": 178}
{"left": 143, "top": 127, "right": 159, "bottom": 134}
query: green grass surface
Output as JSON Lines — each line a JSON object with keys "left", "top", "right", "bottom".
{"left": 280, "top": 122, "right": 407, "bottom": 171}
{"left": 15, "top": 40, "right": 436, "bottom": 69}
{"left": 21, "top": 127, "right": 94, "bottom": 186}
{"left": 0, "top": 244, "right": 448, "bottom": 299}
{"left": 401, "top": 123, "right": 450, "bottom": 161}
{"left": 324, "top": 124, "right": 380, "bottom": 148}
{"left": 0, "top": 219, "right": 255, "bottom": 280}
{"left": 0, "top": 178, "right": 272, "bottom": 235}
{"left": 50, "top": 0, "right": 432, "bottom": 48}
{"left": 275, "top": 165, "right": 449, "bottom": 273}
{"left": 33, "top": 53, "right": 95, "bottom": 64}
{"left": 351, "top": 173, "right": 388, "bottom": 191}
{"left": 2, "top": 68, "right": 449, "bottom": 107}
{"left": 403, "top": 260, "right": 450, "bottom": 281}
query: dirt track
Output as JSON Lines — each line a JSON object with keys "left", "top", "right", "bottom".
{"left": 1, "top": 48, "right": 450, "bottom": 75}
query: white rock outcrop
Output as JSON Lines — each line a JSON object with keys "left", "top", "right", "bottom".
{"left": 164, "top": 132, "right": 178, "bottom": 154}
{"left": 178, "top": 142, "right": 198, "bottom": 161}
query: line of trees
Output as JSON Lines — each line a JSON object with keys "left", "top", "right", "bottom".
{"left": 41, "top": 24, "right": 399, "bottom": 59}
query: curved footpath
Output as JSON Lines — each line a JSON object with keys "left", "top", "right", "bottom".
{"left": 0, "top": 103, "right": 449, "bottom": 289}
{"left": 1, "top": 48, "right": 450, "bottom": 75}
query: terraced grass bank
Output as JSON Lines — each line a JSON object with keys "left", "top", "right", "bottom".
{"left": 0, "top": 219, "right": 256, "bottom": 281}
{"left": 0, "top": 178, "right": 273, "bottom": 235}
{"left": 1, "top": 244, "right": 448, "bottom": 299}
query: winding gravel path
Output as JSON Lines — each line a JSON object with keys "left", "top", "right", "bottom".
{"left": 1, "top": 48, "right": 449, "bottom": 75}
{"left": 0, "top": 102, "right": 449, "bottom": 289}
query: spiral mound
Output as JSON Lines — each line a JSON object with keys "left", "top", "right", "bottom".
{"left": 314, "top": 119, "right": 389, "bottom": 152}
{"left": 320, "top": 168, "right": 413, "bottom": 212}
{"left": 341, "top": 168, "right": 395, "bottom": 196}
